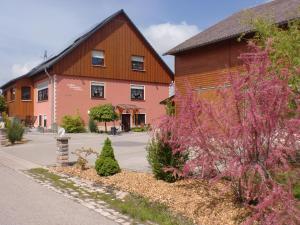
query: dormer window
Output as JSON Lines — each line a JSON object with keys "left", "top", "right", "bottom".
{"left": 131, "top": 56, "right": 144, "bottom": 71}
{"left": 92, "top": 50, "right": 105, "bottom": 66}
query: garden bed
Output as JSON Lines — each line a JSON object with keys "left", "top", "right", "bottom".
{"left": 50, "top": 166, "right": 248, "bottom": 225}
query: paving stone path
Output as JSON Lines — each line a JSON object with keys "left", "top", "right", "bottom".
{"left": 24, "top": 170, "right": 154, "bottom": 225}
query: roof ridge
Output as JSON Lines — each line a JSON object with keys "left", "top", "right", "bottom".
{"left": 165, "top": 0, "right": 300, "bottom": 55}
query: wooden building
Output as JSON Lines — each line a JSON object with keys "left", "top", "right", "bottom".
{"left": 165, "top": 0, "right": 300, "bottom": 100}
{"left": 1, "top": 10, "right": 173, "bottom": 131}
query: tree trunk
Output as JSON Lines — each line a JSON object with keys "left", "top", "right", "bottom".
{"left": 104, "top": 122, "right": 107, "bottom": 133}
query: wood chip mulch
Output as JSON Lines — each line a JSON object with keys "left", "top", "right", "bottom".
{"left": 50, "top": 166, "right": 248, "bottom": 225}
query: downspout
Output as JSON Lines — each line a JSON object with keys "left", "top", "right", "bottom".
{"left": 44, "top": 68, "right": 56, "bottom": 132}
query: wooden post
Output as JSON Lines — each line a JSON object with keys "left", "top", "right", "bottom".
{"left": 56, "top": 136, "right": 70, "bottom": 166}
{"left": 0, "top": 128, "right": 6, "bottom": 146}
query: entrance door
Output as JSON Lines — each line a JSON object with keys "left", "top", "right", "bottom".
{"left": 121, "top": 114, "right": 131, "bottom": 132}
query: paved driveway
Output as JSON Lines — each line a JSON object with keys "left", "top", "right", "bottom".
{"left": 1, "top": 131, "right": 151, "bottom": 172}
{"left": 0, "top": 162, "right": 117, "bottom": 225}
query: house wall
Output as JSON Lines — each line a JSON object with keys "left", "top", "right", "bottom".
{"left": 55, "top": 75, "right": 168, "bottom": 128}
{"left": 33, "top": 77, "right": 53, "bottom": 128}
{"left": 53, "top": 13, "right": 172, "bottom": 84}
{"left": 174, "top": 38, "right": 247, "bottom": 97}
{"left": 3, "top": 78, "right": 34, "bottom": 119}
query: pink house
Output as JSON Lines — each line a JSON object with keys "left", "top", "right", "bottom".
{"left": 1, "top": 10, "right": 173, "bottom": 131}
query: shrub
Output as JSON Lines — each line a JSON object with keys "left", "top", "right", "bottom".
{"left": 131, "top": 127, "right": 147, "bottom": 132}
{"left": 0, "top": 95, "right": 6, "bottom": 113}
{"left": 95, "top": 138, "right": 120, "bottom": 176}
{"left": 95, "top": 157, "right": 120, "bottom": 176}
{"left": 158, "top": 42, "right": 300, "bottom": 224}
{"left": 147, "top": 135, "right": 186, "bottom": 183}
{"left": 1, "top": 112, "right": 10, "bottom": 128}
{"left": 7, "top": 118, "right": 24, "bottom": 144}
{"left": 72, "top": 147, "right": 99, "bottom": 170}
{"left": 61, "top": 114, "right": 85, "bottom": 133}
{"left": 88, "top": 117, "right": 98, "bottom": 133}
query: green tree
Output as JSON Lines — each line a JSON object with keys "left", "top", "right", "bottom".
{"left": 95, "top": 138, "right": 120, "bottom": 176}
{"left": 0, "top": 95, "right": 7, "bottom": 113}
{"left": 89, "top": 104, "right": 118, "bottom": 132}
{"left": 251, "top": 19, "right": 300, "bottom": 109}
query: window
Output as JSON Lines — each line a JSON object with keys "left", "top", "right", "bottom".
{"left": 131, "top": 85, "right": 144, "bottom": 100}
{"left": 21, "top": 86, "right": 31, "bottom": 100}
{"left": 134, "top": 114, "right": 145, "bottom": 126}
{"left": 92, "top": 50, "right": 105, "bottom": 66}
{"left": 38, "top": 88, "right": 48, "bottom": 102}
{"left": 131, "top": 56, "right": 144, "bottom": 71}
{"left": 10, "top": 88, "right": 16, "bottom": 101}
{"left": 91, "top": 82, "right": 105, "bottom": 98}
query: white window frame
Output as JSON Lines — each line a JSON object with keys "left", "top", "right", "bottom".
{"left": 130, "top": 84, "right": 145, "bottom": 101}
{"left": 37, "top": 81, "right": 49, "bottom": 102}
{"left": 131, "top": 55, "right": 145, "bottom": 71}
{"left": 134, "top": 113, "right": 146, "bottom": 127}
{"left": 90, "top": 81, "right": 105, "bottom": 99}
{"left": 92, "top": 50, "right": 105, "bottom": 66}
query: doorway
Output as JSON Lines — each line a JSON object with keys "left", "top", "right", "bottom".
{"left": 121, "top": 114, "right": 131, "bottom": 132}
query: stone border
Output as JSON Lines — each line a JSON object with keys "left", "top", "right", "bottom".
{"left": 23, "top": 170, "right": 145, "bottom": 225}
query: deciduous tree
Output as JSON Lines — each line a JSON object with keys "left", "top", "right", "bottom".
{"left": 89, "top": 104, "right": 118, "bottom": 132}
{"left": 157, "top": 41, "right": 300, "bottom": 224}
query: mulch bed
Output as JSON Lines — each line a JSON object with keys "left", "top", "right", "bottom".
{"left": 50, "top": 166, "right": 248, "bottom": 225}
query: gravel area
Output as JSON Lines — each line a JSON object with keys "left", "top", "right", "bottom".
{"left": 51, "top": 166, "right": 248, "bottom": 225}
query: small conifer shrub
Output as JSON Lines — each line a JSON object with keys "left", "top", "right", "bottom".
{"left": 95, "top": 138, "right": 120, "bottom": 176}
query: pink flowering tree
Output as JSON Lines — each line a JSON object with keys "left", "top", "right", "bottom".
{"left": 157, "top": 40, "right": 300, "bottom": 224}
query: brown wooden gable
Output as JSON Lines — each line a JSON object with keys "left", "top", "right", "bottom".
{"left": 53, "top": 12, "right": 173, "bottom": 84}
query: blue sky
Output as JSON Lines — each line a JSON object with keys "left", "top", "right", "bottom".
{"left": 0, "top": 0, "right": 268, "bottom": 86}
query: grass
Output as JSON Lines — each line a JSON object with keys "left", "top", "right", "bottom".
{"left": 275, "top": 167, "right": 300, "bottom": 200}
{"left": 131, "top": 127, "right": 148, "bottom": 132}
{"left": 27, "top": 168, "right": 193, "bottom": 225}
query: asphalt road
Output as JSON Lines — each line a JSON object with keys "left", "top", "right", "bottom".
{"left": 2, "top": 131, "right": 150, "bottom": 172}
{"left": 0, "top": 153, "right": 117, "bottom": 225}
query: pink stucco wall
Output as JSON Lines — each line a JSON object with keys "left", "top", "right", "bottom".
{"left": 55, "top": 75, "right": 169, "bottom": 128}
{"left": 33, "top": 78, "right": 52, "bottom": 128}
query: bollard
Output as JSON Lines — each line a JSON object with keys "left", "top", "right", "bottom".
{"left": 0, "top": 128, "right": 6, "bottom": 146}
{"left": 56, "top": 136, "right": 70, "bottom": 166}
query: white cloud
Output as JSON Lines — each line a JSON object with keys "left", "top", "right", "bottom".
{"left": 11, "top": 61, "right": 40, "bottom": 78}
{"left": 143, "top": 22, "right": 200, "bottom": 54}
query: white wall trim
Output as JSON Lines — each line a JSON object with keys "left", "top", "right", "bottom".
{"left": 53, "top": 74, "right": 57, "bottom": 125}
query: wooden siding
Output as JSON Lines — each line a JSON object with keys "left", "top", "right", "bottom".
{"left": 4, "top": 78, "right": 34, "bottom": 119}
{"left": 174, "top": 39, "right": 248, "bottom": 96}
{"left": 53, "top": 14, "right": 172, "bottom": 84}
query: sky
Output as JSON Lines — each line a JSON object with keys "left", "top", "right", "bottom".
{"left": 0, "top": 0, "right": 269, "bottom": 86}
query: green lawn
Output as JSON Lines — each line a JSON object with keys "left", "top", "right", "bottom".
{"left": 27, "top": 168, "right": 194, "bottom": 225}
